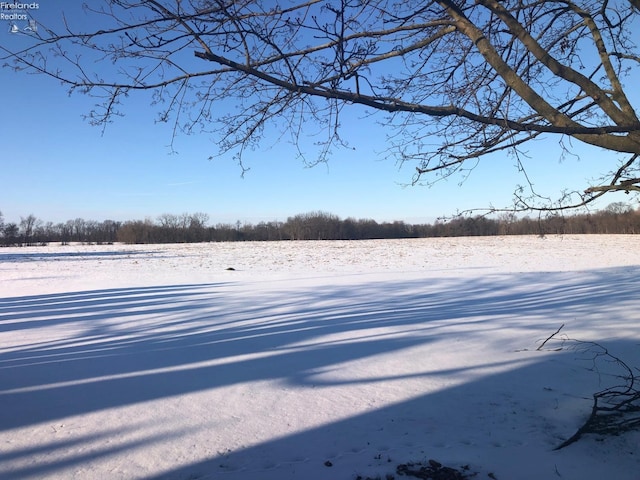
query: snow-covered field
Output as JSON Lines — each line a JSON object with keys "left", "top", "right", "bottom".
{"left": 1, "top": 235, "right": 639, "bottom": 479}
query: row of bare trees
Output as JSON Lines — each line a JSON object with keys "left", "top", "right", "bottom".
{"left": 2, "top": 205, "right": 639, "bottom": 246}
{"left": 117, "top": 213, "right": 211, "bottom": 244}
{"left": 0, "top": 213, "right": 121, "bottom": 247}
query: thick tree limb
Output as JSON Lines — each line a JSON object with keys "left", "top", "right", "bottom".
{"left": 2, "top": 0, "right": 640, "bottom": 211}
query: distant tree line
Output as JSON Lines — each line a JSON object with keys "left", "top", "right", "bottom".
{"left": 1, "top": 204, "right": 639, "bottom": 246}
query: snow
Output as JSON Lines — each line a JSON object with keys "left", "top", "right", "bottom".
{"left": 1, "top": 235, "right": 639, "bottom": 480}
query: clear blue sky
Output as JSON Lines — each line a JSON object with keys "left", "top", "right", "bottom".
{"left": 0, "top": 2, "right": 634, "bottom": 226}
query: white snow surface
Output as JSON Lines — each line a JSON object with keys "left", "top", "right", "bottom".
{"left": 1, "top": 235, "right": 639, "bottom": 480}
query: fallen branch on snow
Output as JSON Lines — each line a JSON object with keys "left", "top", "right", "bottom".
{"left": 537, "top": 332, "right": 640, "bottom": 450}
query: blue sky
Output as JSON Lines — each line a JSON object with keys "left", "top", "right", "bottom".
{"left": 0, "top": 2, "right": 635, "bottom": 226}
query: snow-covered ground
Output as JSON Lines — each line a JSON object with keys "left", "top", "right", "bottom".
{"left": 1, "top": 235, "right": 639, "bottom": 479}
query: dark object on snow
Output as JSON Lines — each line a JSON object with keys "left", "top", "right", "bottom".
{"left": 324, "top": 460, "right": 333, "bottom": 467}
{"left": 225, "top": 267, "right": 236, "bottom": 271}
{"left": 396, "top": 459, "right": 474, "bottom": 480}
{"left": 551, "top": 340, "right": 640, "bottom": 450}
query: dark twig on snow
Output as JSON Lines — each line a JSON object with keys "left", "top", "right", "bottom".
{"left": 537, "top": 323, "right": 565, "bottom": 351}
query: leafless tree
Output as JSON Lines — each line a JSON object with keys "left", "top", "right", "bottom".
{"left": 19, "top": 214, "right": 40, "bottom": 246}
{"left": 2, "top": 1, "right": 640, "bottom": 211}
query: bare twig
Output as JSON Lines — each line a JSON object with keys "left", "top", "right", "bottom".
{"left": 537, "top": 323, "right": 565, "bottom": 351}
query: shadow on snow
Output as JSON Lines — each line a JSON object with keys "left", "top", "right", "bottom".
{"left": 0, "top": 266, "right": 638, "bottom": 478}
{"left": 0, "top": 249, "right": 155, "bottom": 262}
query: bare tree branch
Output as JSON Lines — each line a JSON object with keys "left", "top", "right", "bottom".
{"left": 2, "top": 0, "right": 640, "bottom": 211}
